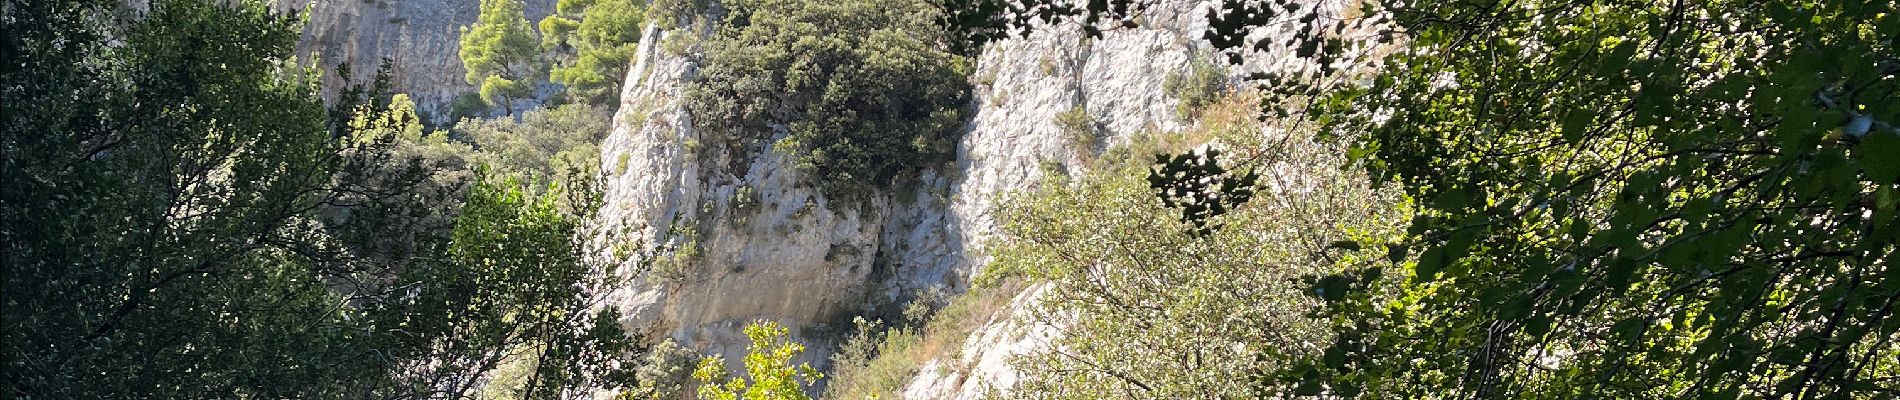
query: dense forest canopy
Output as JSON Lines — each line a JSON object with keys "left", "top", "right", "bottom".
{"left": 3, "top": 0, "right": 635, "bottom": 397}
{"left": 4, "top": 0, "right": 1896, "bottom": 398}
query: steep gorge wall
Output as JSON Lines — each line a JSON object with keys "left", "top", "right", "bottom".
{"left": 275, "top": 0, "right": 554, "bottom": 121}
{"left": 594, "top": 15, "right": 915, "bottom": 366}
{"left": 591, "top": 0, "right": 1372, "bottom": 395}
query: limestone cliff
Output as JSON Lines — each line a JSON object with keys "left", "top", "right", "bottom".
{"left": 594, "top": 12, "right": 920, "bottom": 367}
{"left": 590, "top": 0, "right": 1375, "bottom": 396}
{"left": 275, "top": 0, "right": 553, "bottom": 121}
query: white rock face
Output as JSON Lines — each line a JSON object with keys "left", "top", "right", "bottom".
{"left": 589, "top": 0, "right": 1377, "bottom": 395}
{"left": 900, "top": 5, "right": 1225, "bottom": 397}
{"left": 900, "top": 283, "right": 1064, "bottom": 400}
{"left": 595, "top": 18, "right": 899, "bottom": 367}
{"left": 276, "top": 0, "right": 554, "bottom": 121}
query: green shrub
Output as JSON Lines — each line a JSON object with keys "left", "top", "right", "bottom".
{"left": 686, "top": 0, "right": 971, "bottom": 200}
{"left": 649, "top": 216, "right": 699, "bottom": 282}
{"left": 1055, "top": 105, "right": 1101, "bottom": 156}
{"left": 625, "top": 340, "right": 698, "bottom": 399}
{"left": 539, "top": 0, "right": 644, "bottom": 105}
{"left": 660, "top": 29, "right": 697, "bottom": 56}
{"left": 824, "top": 281, "right": 1026, "bottom": 399}
{"left": 974, "top": 67, "right": 998, "bottom": 87}
{"left": 1162, "top": 53, "right": 1225, "bottom": 120}
{"left": 730, "top": 185, "right": 759, "bottom": 213}
{"left": 645, "top": 0, "right": 704, "bottom": 30}
{"left": 449, "top": 91, "right": 492, "bottom": 121}
{"left": 986, "top": 107, "right": 1399, "bottom": 397}
{"left": 693, "top": 321, "right": 822, "bottom": 399}
{"left": 453, "top": 103, "right": 610, "bottom": 186}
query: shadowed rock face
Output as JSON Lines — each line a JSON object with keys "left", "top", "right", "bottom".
{"left": 275, "top": 0, "right": 553, "bottom": 123}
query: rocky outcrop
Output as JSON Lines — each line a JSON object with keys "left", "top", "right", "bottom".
{"left": 595, "top": 15, "right": 886, "bottom": 367}
{"left": 590, "top": 0, "right": 1377, "bottom": 395}
{"left": 592, "top": 7, "right": 966, "bottom": 368}
{"left": 275, "top": 0, "right": 553, "bottom": 121}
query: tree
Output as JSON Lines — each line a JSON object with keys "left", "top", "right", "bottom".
{"left": 1253, "top": 0, "right": 1900, "bottom": 397}
{"left": 325, "top": 93, "right": 489, "bottom": 264}
{"left": 460, "top": 0, "right": 542, "bottom": 115}
{"left": 4, "top": 1, "right": 641, "bottom": 396}
{"left": 455, "top": 103, "right": 611, "bottom": 186}
{"left": 686, "top": 0, "right": 970, "bottom": 199}
{"left": 2, "top": 0, "right": 370, "bottom": 396}
{"left": 369, "top": 172, "right": 639, "bottom": 399}
{"left": 540, "top": 0, "right": 644, "bottom": 105}
{"left": 692, "top": 321, "right": 823, "bottom": 400}
{"left": 984, "top": 94, "right": 1399, "bottom": 399}
{"left": 951, "top": 0, "right": 1898, "bottom": 397}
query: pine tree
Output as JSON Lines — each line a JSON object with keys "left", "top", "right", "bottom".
{"left": 459, "top": 0, "right": 541, "bottom": 115}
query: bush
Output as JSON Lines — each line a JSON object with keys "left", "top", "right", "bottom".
{"left": 660, "top": 29, "right": 698, "bottom": 56}
{"left": 450, "top": 91, "right": 492, "bottom": 121}
{"left": 1162, "top": 53, "right": 1225, "bottom": 120}
{"left": 645, "top": 0, "right": 704, "bottom": 30}
{"left": 1055, "top": 105, "right": 1101, "bottom": 156}
{"left": 823, "top": 281, "right": 1025, "bottom": 399}
{"left": 624, "top": 340, "right": 698, "bottom": 399}
{"left": 686, "top": 0, "right": 971, "bottom": 199}
{"left": 693, "top": 321, "right": 822, "bottom": 399}
{"left": 988, "top": 103, "right": 1400, "bottom": 398}
{"left": 453, "top": 103, "right": 610, "bottom": 186}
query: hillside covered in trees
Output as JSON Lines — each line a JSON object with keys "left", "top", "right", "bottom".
{"left": 3, "top": 0, "right": 1894, "bottom": 398}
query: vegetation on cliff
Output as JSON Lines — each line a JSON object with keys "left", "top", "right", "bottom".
{"left": 540, "top": 0, "right": 646, "bottom": 105}
{"left": 686, "top": 0, "right": 971, "bottom": 199}
{"left": 947, "top": 0, "right": 1899, "bottom": 397}
{"left": 6, "top": 0, "right": 1895, "bottom": 398}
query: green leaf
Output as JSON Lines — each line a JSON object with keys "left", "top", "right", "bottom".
{"left": 1322, "top": 345, "right": 1347, "bottom": 369}
{"left": 1433, "top": 187, "right": 1470, "bottom": 212}
{"left": 1858, "top": 132, "right": 1900, "bottom": 182}
{"left": 1414, "top": 247, "right": 1447, "bottom": 283}
{"left": 1562, "top": 110, "right": 1592, "bottom": 141}
{"left": 1598, "top": 39, "right": 1639, "bottom": 76}
{"left": 1605, "top": 257, "right": 1639, "bottom": 294}
{"left": 1315, "top": 274, "right": 1352, "bottom": 302}
{"left": 1293, "top": 367, "right": 1324, "bottom": 396}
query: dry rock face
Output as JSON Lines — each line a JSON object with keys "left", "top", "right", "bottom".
{"left": 589, "top": 0, "right": 1372, "bottom": 395}
{"left": 275, "top": 0, "right": 554, "bottom": 122}
{"left": 594, "top": 16, "right": 929, "bottom": 367}
{"left": 899, "top": 283, "right": 1064, "bottom": 400}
